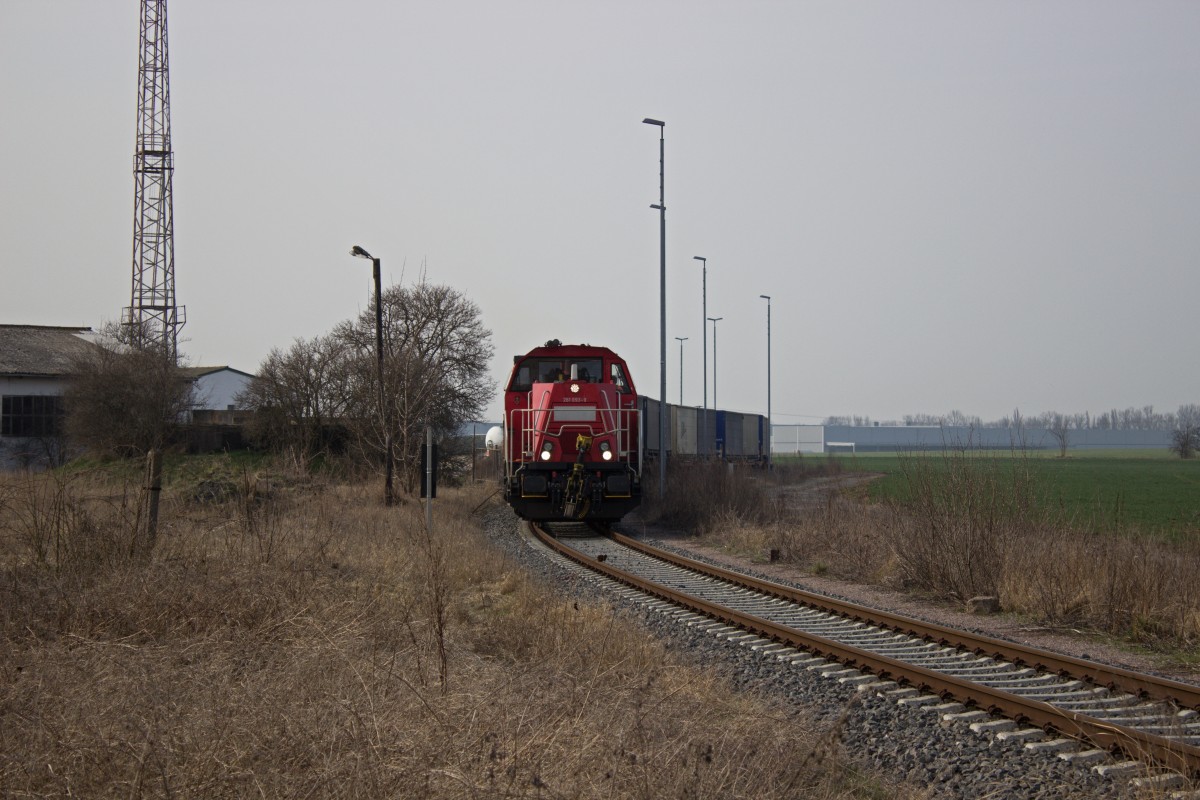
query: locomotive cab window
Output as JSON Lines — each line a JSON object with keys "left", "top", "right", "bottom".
{"left": 508, "top": 359, "right": 568, "bottom": 391}
{"left": 508, "top": 363, "right": 535, "bottom": 392}
{"left": 610, "top": 363, "right": 630, "bottom": 393}
{"left": 540, "top": 362, "right": 566, "bottom": 382}
{"left": 508, "top": 356, "right": 617, "bottom": 392}
{"left": 568, "top": 360, "right": 601, "bottom": 382}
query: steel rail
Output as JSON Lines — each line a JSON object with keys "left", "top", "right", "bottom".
{"left": 529, "top": 523, "right": 1200, "bottom": 776}
{"left": 611, "top": 531, "right": 1200, "bottom": 711}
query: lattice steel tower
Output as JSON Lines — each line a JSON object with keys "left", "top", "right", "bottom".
{"left": 125, "top": 0, "right": 184, "bottom": 361}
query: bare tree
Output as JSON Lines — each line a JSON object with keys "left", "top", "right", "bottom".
{"left": 64, "top": 322, "right": 194, "bottom": 458}
{"left": 1038, "top": 412, "right": 1072, "bottom": 457}
{"left": 239, "top": 336, "right": 352, "bottom": 465}
{"left": 335, "top": 281, "right": 494, "bottom": 494}
{"left": 941, "top": 409, "right": 982, "bottom": 428}
{"left": 1170, "top": 404, "right": 1200, "bottom": 459}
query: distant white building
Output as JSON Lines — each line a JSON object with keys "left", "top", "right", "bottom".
{"left": 771, "top": 424, "right": 825, "bottom": 454}
{"left": 770, "top": 422, "right": 1172, "bottom": 454}
{"left": 178, "top": 366, "right": 256, "bottom": 424}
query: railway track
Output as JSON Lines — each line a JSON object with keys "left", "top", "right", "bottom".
{"left": 527, "top": 521, "right": 1200, "bottom": 789}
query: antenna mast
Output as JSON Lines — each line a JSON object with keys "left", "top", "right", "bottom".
{"left": 125, "top": 0, "right": 184, "bottom": 361}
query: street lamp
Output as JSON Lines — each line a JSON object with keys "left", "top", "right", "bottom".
{"left": 693, "top": 256, "right": 707, "bottom": 452}
{"left": 674, "top": 336, "right": 688, "bottom": 405}
{"left": 643, "top": 117, "right": 667, "bottom": 495}
{"left": 350, "top": 244, "right": 394, "bottom": 506}
{"left": 759, "top": 294, "right": 772, "bottom": 470}
{"left": 707, "top": 316, "right": 723, "bottom": 409}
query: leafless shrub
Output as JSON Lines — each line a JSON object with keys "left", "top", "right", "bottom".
{"left": 996, "top": 526, "right": 1200, "bottom": 643}
{"left": 1170, "top": 424, "right": 1200, "bottom": 458}
{"left": 727, "top": 494, "right": 893, "bottom": 586}
{"left": 642, "top": 461, "right": 779, "bottom": 531}
{"left": 399, "top": 498, "right": 452, "bottom": 690}
{"left": 237, "top": 335, "right": 353, "bottom": 465}
{"left": 0, "top": 471, "right": 139, "bottom": 573}
{"left": 884, "top": 450, "right": 1038, "bottom": 600}
{"left": 999, "top": 526, "right": 1092, "bottom": 622}
{"left": 63, "top": 321, "right": 195, "bottom": 458}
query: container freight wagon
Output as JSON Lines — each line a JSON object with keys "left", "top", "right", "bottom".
{"left": 642, "top": 398, "right": 763, "bottom": 462}
{"left": 715, "top": 410, "right": 764, "bottom": 460}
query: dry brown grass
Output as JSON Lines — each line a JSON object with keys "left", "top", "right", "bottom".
{"left": 0, "top": 464, "right": 917, "bottom": 799}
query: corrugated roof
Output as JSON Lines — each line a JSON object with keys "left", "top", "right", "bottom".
{"left": 0, "top": 325, "right": 101, "bottom": 377}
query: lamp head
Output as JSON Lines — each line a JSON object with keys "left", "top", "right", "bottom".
{"left": 760, "top": 294, "right": 771, "bottom": 301}
{"left": 642, "top": 117, "right": 665, "bottom": 127}
{"left": 693, "top": 256, "right": 706, "bottom": 263}
{"left": 350, "top": 245, "right": 372, "bottom": 259}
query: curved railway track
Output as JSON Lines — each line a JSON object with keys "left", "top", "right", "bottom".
{"left": 528, "top": 521, "right": 1200, "bottom": 785}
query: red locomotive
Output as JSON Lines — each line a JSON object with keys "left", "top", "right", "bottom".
{"left": 502, "top": 341, "right": 642, "bottom": 521}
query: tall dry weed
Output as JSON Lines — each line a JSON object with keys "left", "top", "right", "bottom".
{"left": 1, "top": 466, "right": 922, "bottom": 799}
{"left": 643, "top": 461, "right": 781, "bottom": 531}
{"left": 0, "top": 471, "right": 140, "bottom": 573}
{"left": 886, "top": 450, "right": 1038, "bottom": 600}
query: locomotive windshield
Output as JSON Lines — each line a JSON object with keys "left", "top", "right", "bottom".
{"left": 508, "top": 358, "right": 605, "bottom": 391}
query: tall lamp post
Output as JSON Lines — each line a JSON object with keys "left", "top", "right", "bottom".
{"left": 759, "top": 294, "right": 772, "bottom": 470}
{"left": 350, "top": 245, "right": 394, "bottom": 506}
{"left": 643, "top": 117, "right": 667, "bottom": 495}
{"left": 707, "top": 316, "right": 723, "bottom": 409}
{"left": 693, "top": 256, "right": 707, "bottom": 452}
{"left": 674, "top": 336, "right": 688, "bottom": 405}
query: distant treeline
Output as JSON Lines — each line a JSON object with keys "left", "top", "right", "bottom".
{"left": 824, "top": 404, "right": 1200, "bottom": 431}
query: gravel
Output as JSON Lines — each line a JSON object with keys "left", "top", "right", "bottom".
{"left": 481, "top": 506, "right": 1167, "bottom": 799}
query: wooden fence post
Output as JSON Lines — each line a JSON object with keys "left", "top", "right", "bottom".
{"left": 145, "top": 449, "right": 162, "bottom": 551}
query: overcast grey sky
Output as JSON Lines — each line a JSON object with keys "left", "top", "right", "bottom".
{"left": 2, "top": 1, "right": 1197, "bottom": 424}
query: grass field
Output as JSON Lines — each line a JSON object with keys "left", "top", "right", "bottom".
{"left": 778, "top": 449, "right": 1200, "bottom": 538}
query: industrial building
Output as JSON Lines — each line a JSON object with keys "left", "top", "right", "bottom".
{"left": 771, "top": 423, "right": 1172, "bottom": 454}
{"left": 1, "top": 324, "right": 254, "bottom": 468}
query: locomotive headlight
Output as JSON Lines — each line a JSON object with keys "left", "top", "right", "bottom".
{"left": 540, "top": 442, "right": 554, "bottom": 461}
{"left": 600, "top": 441, "right": 613, "bottom": 461}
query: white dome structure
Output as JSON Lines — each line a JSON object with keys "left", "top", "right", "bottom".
{"left": 485, "top": 425, "right": 504, "bottom": 450}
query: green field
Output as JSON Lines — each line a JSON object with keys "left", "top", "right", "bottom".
{"left": 781, "top": 450, "right": 1200, "bottom": 538}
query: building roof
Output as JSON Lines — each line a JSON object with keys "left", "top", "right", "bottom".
{"left": 178, "top": 365, "right": 256, "bottom": 380}
{"left": 0, "top": 325, "right": 100, "bottom": 377}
